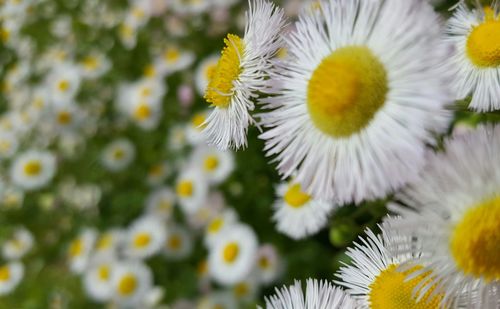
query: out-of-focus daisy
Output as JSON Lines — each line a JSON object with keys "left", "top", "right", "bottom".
{"left": 176, "top": 168, "right": 208, "bottom": 215}
{"left": 186, "top": 110, "right": 209, "bottom": 146}
{"left": 188, "top": 191, "right": 226, "bottom": 229}
{"left": 263, "top": 279, "right": 356, "bottom": 309}
{"left": 193, "top": 146, "right": 235, "bottom": 185}
{"left": 198, "top": 291, "right": 238, "bottom": 309}
{"left": 157, "top": 46, "right": 195, "bottom": 76}
{"left": 10, "top": 150, "right": 57, "bottom": 191}
{"left": 47, "top": 63, "right": 81, "bottom": 101}
{"left": 272, "top": 182, "right": 333, "bottom": 240}
{"left": 0, "top": 131, "right": 18, "bottom": 159}
{"left": 335, "top": 226, "right": 446, "bottom": 309}
{"left": 101, "top": 138, "right": 136, "bottom": 172}
{"left": 111, "top": 260, "right": 153, "bottom": 307}
{"left": 391, "top": 125, "right": 500, "bottom": 308}
{"left": 146, "top": 161, "right": 170, "bottom": 187}
{"left": 124, "top": 216, "right": 167, "bottom": 259}
{"left": 203, "top": 0, "right": 286, "bottom": 150}
{"left": 170, "top": 0, "right": 211, "bottom": 15}
{"left": 204, "top": 208, "right": 238, "bottom": 248}
{"left": 50, "top": 100, "right": 84, "bottom": 134}
{"left": 232, "top": 275, "right": 260, "bottom": 304}
{"left": 0, "top": 262, "right": 24, "bottom": 296}
{"left": 94, "top": 229, "right": 124, "bottom": 257}
{"left": 78, "top": 52, "right": 111, "bottom": 79}
{"left": 168, "top": 124, "right": 188, "bottom": 151}
{"left": 256, "top": 244, "right": 282, "bottom": 285}
{"left": 2, "top": 227, "right": 34, "bottom": 260}
{"left": 0, "top": 185, "right": 24, "bottom": 209}
{"left": 195, "top": 54, "right": 220, "bottom": 96}
{"left": 83, "top": 255, "right": 116, "bottom": 303}
{"left": 145, "top": 187, "right": 175, "bottom": 220}
{"left": 209, "top": 223, "right": 258, "bottom": 285}
{"left": 68, "top": 228, "right": 97, "bottom": 274}
{"left": 119, "top": 21, "right": 138, "bottom": 49}
{"left": 446, "top": 1, "right": 500, "bottom": 111}
{"left": 260, "top": 0, "right": 451, "bottom": 203}
{"left": 163, "top": 224, "right": 193, "bottom": 260}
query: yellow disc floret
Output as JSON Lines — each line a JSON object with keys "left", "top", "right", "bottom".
{"left": 284, "top": 183, "right": 311, "bottom": 208}
{"left": 24, "top": 160, "right": 42, "bottom": 176}
{"left": 466, "top": 7, "right": 500, "bottom": 68}
{"left": 0, "top": 265, "right": 10, "bottom": 282}
{"left": 369, "top": 264, "right": 444, "bottom": 309}
{"left": 176, "top": 180, "right": 194, "bottom": 198}
{"left": 204, "top": 155, "right": 219, "bottom": 172}
{"left": 117, "top": 273, "right": 137, "bottom": 296}
{"left": 450, "top": 195, "right": 500, "bottom": 281}
{"left": 205, "top": 34, "right": 245, "bottom": 109}
{"left": 307, "top": 46, "right": 388, "bottom": 138}
{"left": 133, "top": 232, "right": 151, "bottom": 249}
{"left": 222, "top": 242, "right": 239, "bottom": 264}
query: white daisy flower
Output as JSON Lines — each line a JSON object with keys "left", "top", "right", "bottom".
{"left": 192, "top": 145, "right": 235, "bottom": 185}
{"left": 446, "top": 1, "right": 500, "bottom": 111}
{"left": 186, "top": 111, "right": 209, "bottom": 146}
{"left": 101, "top": 138, "right": 136, "bottom": 172}
{"left": 204, "top": 208, "right": 239, "bottom": 248}
{"left": 390, "top": 125, "right": 500, "bottom": 308}
{"left": 10, "top": 150, "right": 57, "bottom": 191}
{"left": 78, "top": 52, "right": 111, "bottom": 79}
{"left": 260, "top": 0, "right": 452, "bottom": 203}
{"left": 335, "top": 225, "right": 448, "bottom": 309}
{"left": 163, "top": 224, "right": 193, "bottom": 261}
{"left": 0, "top": 184, "right": 24, "bottom": 209}
{"left": 83, "top": 255, "right": 116, "bottom": 303}
{"left": 2, "top": 227, "right": 34, "bottom": 260}
{"left": 256, "top": 244, "right": 282, "bottom": 285}
{"left": 0, "top": 131, "right": 18, "bottom": 159}
{"left": 202, "top": 0, "right": 286, "bottom": 150}
{"left": 47, "top": 63, "right": 81, "bottom": 101}
{"left": 272, "top": 182, "right": 333, "bottom": 240}
{"left": 68, "top": 228, "right": 98, "bottom": 274}
{"left": 94, "top": 229, "right": 124, "bottom": 257}
{"left": 119, "top": 21, "right": 138, "bottom": 49}
{"left": 156, "top": 46, "right": 195, "bottom": 76}
{"left": 263, "top": 279, "right": 356, "bottom": 309}
{"left": 209, "top": 223, "right": 258, "bottom": 285}
{"left": 50, "top": 100, "right": 84, "bottom": 133}
{"left": 124, "top": 216, "right": 167, "bottom": 259}
{"left": 188, "top": 191, "right": 227, "bottom": 229}
{"left": 198, "top": 291, "right": 238, "bottom": 309}
{"left": 111, "top": 260, "right": 153, "bottom": 306}
{"left": 0, "top": 262, "right": 24, "bottom": 296}
{"left": 168, "top": 124, "right": 188, "bottom": 151}
{"left": 146, "top": 161, "right": 170, "bottom": 187}
{"left": 145, "top": 187, "right": 175, "bottom": 220}
{"left": 232, "top": 275, "right": 260, "bottom": 303}
{"left": 195, "top": 54, "right": 220, "bottom": 96}
{"left": 175, "top": 168, "right": 209, "bottom": 215}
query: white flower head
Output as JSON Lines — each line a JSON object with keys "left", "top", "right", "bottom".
{"left": 260, "top": 0, "right": 452, "bottom": 203}
{"left": 83, "top": 255, "right": 116, "bottom": 302}
{"left": 256, "top": 244, "right": 282, "bottom": 285}
{"left": 202, "top": 0, "right": 287, "bottom": 150}
{"left": 156, "top": 46, "right": 195, "bottom": 76}
{"left": 204, "top": 208, "right": 239, "bottom": 249}
{"left": 0, "top": 262, "right": 24, "bottom": 296}
{"left": 111, "top": 260, "right": 153, "bottom": 306}
{"left": 10, "top": 150, "right": 57, "bottom": 191}
{"left": 146, "top": 161, "right": 170, "bottom": 187}
{"left": 124, "top": 216, "right": 167, "bottom": 259}
{"left": 192, "top": 145, "right": 235, "bottom": 185}
{"left": 145, "top": 187, "right": 175, "bottom": 220}
{"left": 175, "top": 167, "right": 209, "bottom": 215}
{"left": 94, "top": 229, "right": 124, "bottom": 257}
{"left": 47, "top": 63, "right": 82, "bottom": 101}
{"left": 2, "top": 227, "right": 34, "bottom": 260}
{"left": 78, "top": 52, "right": 111, "bottom": 79}
{"left": 68, "top": 228, "right": 98, "bottom": 274}
{"left": 163, "top": 224, "right": 193, "bottom": 261}
{"left": 0, "top": 131, "right": 18, "bottom": 159}
{"left": 186, "top": 110, "right": 210, "bottom": 146}
{"left": 101, "top": 138, "right": 136, "bottom": 172}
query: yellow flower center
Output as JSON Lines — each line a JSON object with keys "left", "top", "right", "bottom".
{"left": 466, "top": 7, "right": 500, "bottom": 68}
{"left": 57, "top": 111, "right": 72, "bottom": 125}
{"left": 234, "top": 282, "right": 249, "bottom": 297}
{"left": 204, "top": 155, "right": 219, "bottom": 172}
{"left": 191, "top": 113, "right": 206, "bottom": 130}
{"left": 69, "top": 238, "right": 83, "bottom": 258}
{"left": 117, "top": 273, "right": 137, "bottom": 296}
{"left": 24, "top": 160, "right": 42, "bottom": 176}
{"left": 205, "top": 34, "right": 245, "bottom": 109}
{"left": 307, "top": 46, "right": 388, "bottom": 138}
{"left": 197, "top": 260, "right": 208, "bottom": 275}
{"left": 284, "top": 183, "right": 311, "bottom": 208}
{"left": 98, "top": 265, "right": 110, "bottom": 281}
{"left": 0, "top": 266, "right": 11, "bottom": 282}
{"left": 133, "top": 233, "right": 151, "bottom": 249}
{"left": 208, "top": 217, "right": 224, "bottom": 234}
{"left": 259, "top": 257, "right": 270, "bottom": 269}
{"left": 222, "top": 242, "right": 239, "bottom": 264}
{"left": 450, "top": 196, "right": 500, "bottom": 281}
{"left": 369, "top": 264, "right": 444, "bottom": 309}
{"left": 164, "top": 48, "right": 180, "bottom": 63}
{"left": 176, "top": 180, "right": 194, "bottom": 198}
{"left": 96, "top": 234, "right": 112, "bottom": 250}
{"left": 83, "top": 56, "right": 99, "bottom": 70}
{"left": 204, "top": 62, "right": 217, "bottom": 80}
{"left": 57, "top": 80, "right": 70, "bottom": 92}
{"left": 133, "top": 103, "right": 151, "bottom": 121}
{"left": 0, "top": 27, "right": 9, "bottom": 43}
{"left": 143, "top": 64, "right": 156, "bottom": 78}
{"left": 113, "top": 148, "right": 125, "bottom": 160}
{"left": 167, "top": 234, "right": 182, "bottom": 250}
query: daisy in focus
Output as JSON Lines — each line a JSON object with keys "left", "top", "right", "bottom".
{"left": 260, "top": 0, "right": 451, "bottom": 203}
{"left": 446, "top": 1, "right": 500, "bottom": 111}
{"left": 10, "top": 150, "right": 57, "bottom": 191}
{"left": 391, "top": 125, "right": 500, "bottom": 308}
{"left": 202, "top": 0, "right": 286, "bottom": 150}
{"left": 263, "top": 279, "right": 356, "bottom": 309}
{"left": 272, "top": 181, "right": 333, "bottom": 240}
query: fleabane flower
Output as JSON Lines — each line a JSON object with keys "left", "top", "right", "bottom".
{"left": 446, "top": 1, "right": 500, "bottom": 111}
{"left": 124, "top": 216, "right": 167, "bottom": 259}
{"left": 260, "top": 0, "right": 451, "bottom": 203}
{"left": 2, "top": 227, "right": 34, "bottom": 260}
{"left": 101, "top": 138, "right": 136, "bottom": 172}
{"left": 202, "top": 0, "right": 286, "bottom": 150}
{"left": 83, "top": 255, "right": 116, "bottom": 303}
{"left": 192, "top": 145, "right": 235, "bottom": 185}
{"left": 0, "top": 262, "right": 24, "bottom": 296}
{"left": 162, "top": 224, "right": 193, "bottom": 261}
{"left": 145, "top": 187, "right": 175, "bottom": 220}
{"left": 111, "top": 260, "right": 153, "bottom": 307}
{"left": 390, "top": 125, "right": 500, "bottom": 308}
{"left": 68, "top": 228, "right": 98, "bottom": 274}
{"left": 10, "top": 150, "right": 57, "bottom": 191}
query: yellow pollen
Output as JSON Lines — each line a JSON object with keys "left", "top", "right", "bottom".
{"left": 117, "top": 274, "right": 137, "bottom": 296}
{"left": 113, "top": 148, "right": 125, "bottom": 160}
{"left": 204, "top": 34, "right": 245, "bottom": 109}
{"left": 120, "top": 24, "right": 134, "bottom": 39}
{"left": 369, "top": 264, "right": 444, "bottom": 309}
{"left": 82, "top": 56, "right": 99, "bottom": 70}
{"left": 167, "top": 234, "right": 182, "bottom": 250}
{"left": 164, "top": 48, "right": 180, "bottom": 63}
{"left": 57, "top": 111, "right": 72, "bottom": 125}
{"left": 204, "top": 63, "right": 217, "bottom": 80}
{"left": 208, "top": 217, "right": 224, "bottom": 233}
{"left": 98, "top": 265, "right": 110, "bottom": 281}
{"left": 24, "top": 160, "right": 42, "bottom": 176}
{"left": 222, "top": 242, "right": 239, "bottom": 263}
{"left": 466, "top": 7, "right": 500, "bottom": 67}
{"left": 69, "top": 238, "right": 83, "bottom": 258}
{"left": 176, "top": 180, "right": 194, "bottom": 197}
{"left": 307, "top": 46, "right": 388, "bottom": 138}
{"left": 450, "top": 196, "right": 500, "bottom": 281}
{"left": 204, "top": 155, "right": 219, "bottom": 172}
{"left": 57, "top": 80, "right": 70, "bottom": 92}
{"left": 132, "top": 7, "right": 145, "bottom": 19}
{"left": 0, "top": 266, "right": 10, "bottom": 282}
{"left": 133, "top": 103, "right": 151, "bottom": 121}
{"left": 276, "top": 47, "right": 288, "bottom": 59}
{"left": 97, "top": 234, "right": 112, "bottom": 250}
{"left": 191, "top": 113, "right": 206, "bottom": 130}
{"left": 284, "top": 183, "right": 311, "bottom": 208}
{"left": 133, "top": 233, "right": 151, "bottom": 249}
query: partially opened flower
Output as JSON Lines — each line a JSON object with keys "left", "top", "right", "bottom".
{"left": 10, "top": 150, "right": 57, "bottom": 191}
{"left": 260, "top": 0, "right": 451, "bottom": 203}
{"left": 202, "top": 0, "right": 286, "bottom": 150}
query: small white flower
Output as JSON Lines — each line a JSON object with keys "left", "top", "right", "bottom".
{"left": 175, "top": 168, "right": 209, "bottom": 215}
{"left": 0, "top": 131, "right": 18, "bottom": 159}
{"left": 83, "top": 255, "right": 116, "bottom": 302}
{"left": 101, "top": 138, "right": 136, "bottom": 172}
{"left": 68, "top": 228, "right": 98, "bottom": 274}
{"left": 192, "top": 145, "right": 235, "bottom": 185}
{"left": 47, "top": 63, "right": 81, "bottom": 102}
{"left": 124, "top": 216, "right": 167, "bottom": 259}
{"left": 111, "top": 260, "right": 153, "bottom": 306}
{"left": 10, "top": 150, "right": 57, "bottom": 191}
{"left": 204, "top": 208, "right": 239, "bottom": 248}
{"left": 163, "top": 224, "right": 193, "bottom": 261}
{"left": 145, "top": 187, "right": 175, "bottom": 220}
{"left": 156, "top": 46, "right": 195, "bottom": 76}
{"left": 0, "top": 262, "right": 24, "bottom": 296}
{"left": 256, "top": 244, "right": 282, "bottom": 285}
{"left": 2, "top": 227, "right": 34, "bottom": 260}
